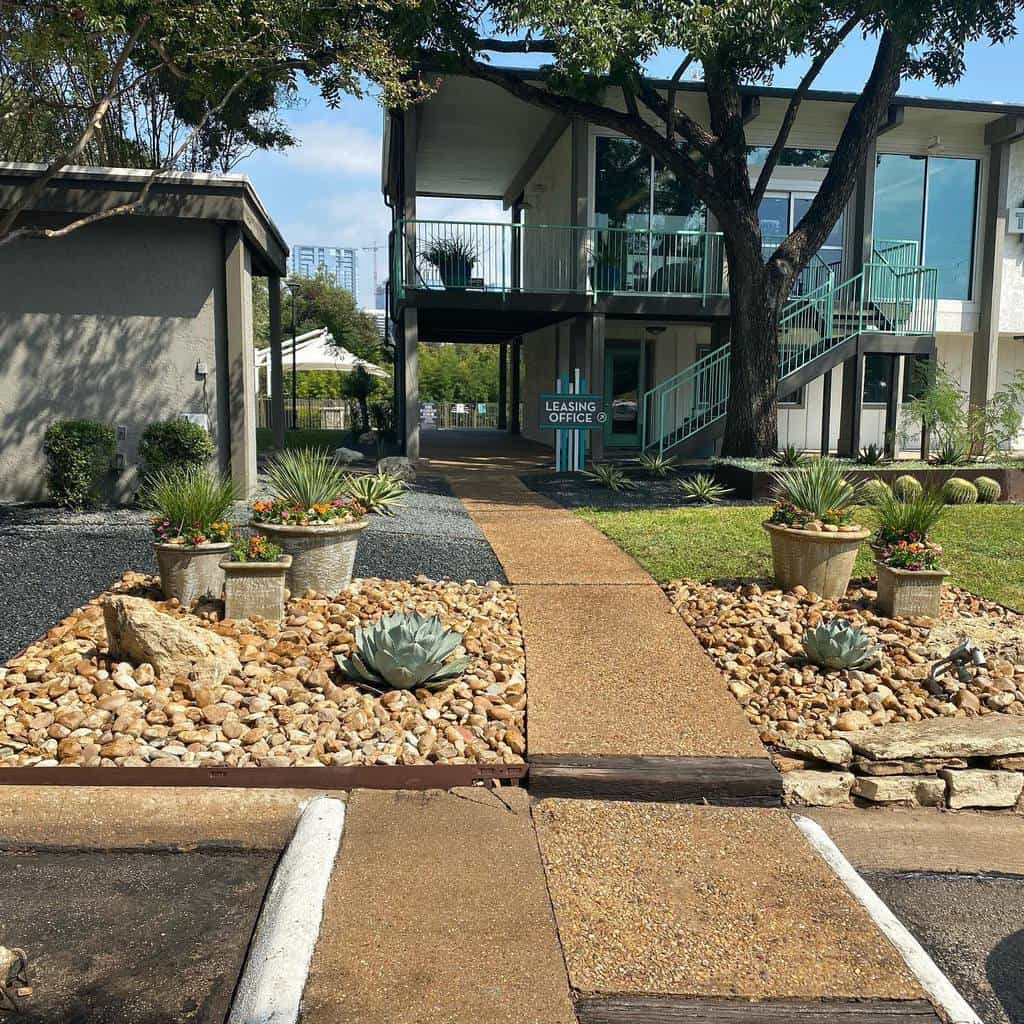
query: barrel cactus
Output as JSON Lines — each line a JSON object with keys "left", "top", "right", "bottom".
{"left": 942, "top": 477, "right": 978, "bottom": 505}
{"left": 892, "top": 475, "right": 923, "bottom": 501}
{"left": 802, "top": 618, "right": 880, "bottom": 671}
{"left": 335, "top": 611, "right": 471, "bottom": 693}
{"left": 975, "top": 476, "right": 1002, "bottom": 503}
{"left": 861, "top": 478, "right": 892, "bottom": 506}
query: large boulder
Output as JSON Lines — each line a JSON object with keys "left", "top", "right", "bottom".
{"left": 333, "top": 446, "right": 363, "bottom": 465}
{"left": 940, "top": 769, "right": 1024, "bottom": 809}
{"left": 847, "top": 716, "right": 1024, "bottom": 761}
{"left": 102, "top": 595, "right": 241, "bottom": 687}
{"left": 376, "top": 456, "right": 416, "bottom": 482}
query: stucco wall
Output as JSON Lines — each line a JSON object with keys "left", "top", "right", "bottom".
{"left": 999, "top": 139, "right": 1024, "bottom": 333}
{"left": 0, "top": 216, "right": 225, "bottom": 502}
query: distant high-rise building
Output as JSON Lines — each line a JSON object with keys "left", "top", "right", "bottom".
{"left": 374, "top": 281, "right": 388, "bottom": 311}
{"left": 289, "top": 245, "right": 358, "bottom": 295}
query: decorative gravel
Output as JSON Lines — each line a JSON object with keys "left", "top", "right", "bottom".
{"left": 0, "top": 574, "right": 525, "bottom": 767}
{"left": 0, "top": 475, "right": 505, "bottom": 662}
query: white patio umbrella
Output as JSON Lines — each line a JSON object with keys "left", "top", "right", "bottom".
{"left": 254, "top": 327, "right": 387, "bottom": 395}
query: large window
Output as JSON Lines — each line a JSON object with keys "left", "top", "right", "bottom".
{"left": 873, "top": 154, "right": 979, "bottom": 300}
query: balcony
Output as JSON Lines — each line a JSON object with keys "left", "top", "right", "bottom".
{"left": 392, "top": 219, "right": 727, "bottom": 303}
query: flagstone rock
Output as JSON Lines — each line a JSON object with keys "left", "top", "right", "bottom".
{"left": 848, "top": 716, "right": 1024, "bottom": 762}
{"left": 940, "top": 769, "right": 1024, "bottom": 809}
{"left": 777, "top": 736, "right": 853, "bottom": 767}
{"left": 782, "top": 769, "right": 854, "bottom": 807}
{"left": 852, "top": 775, "right": 945, "bottom": 806}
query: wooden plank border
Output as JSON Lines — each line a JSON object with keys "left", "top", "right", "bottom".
{"left": 0, "top": 763, "right": 526, "bottom": 791}
{"left": 527, "top": 755, "right": 782, "bottom": 804}
{"left": 575, "top": 995, "right": 941, "bottom": 1023}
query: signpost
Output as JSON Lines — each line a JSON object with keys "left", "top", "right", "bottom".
{"left": 539, "top": 369, "right": 605, "bottom": 472}
{"left": 420, "top": 402, "right": 437, "bottom": 429}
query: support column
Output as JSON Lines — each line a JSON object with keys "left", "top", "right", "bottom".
{"left": 403, "top": 307, "right": 419, "bottom": 459}
{"left": 883, "top": 354, "right": 901, "bottom": 458}
{"left": 401, "top": 108, "right": 418, "bottom": 291}
{"left": 570, "top": 119, "right": 590, "bottom": 291}
{"left": 851, "top": 137, "right": 878, "bottom": 271}
{"left": 590, "top": 314, "right": 606, "bottom": 462}
{"left": 510, "top": 339, "right": 522, "bottom": 435}
{"left": 971, "top": 137, "right": 1012, "bottom": 410}
{"left": 820, "top": 368, "right": 832, "bottom": 456}
{"left": 224, "top": 225, "right": 257, "bottom": 497}
{"left": 837, "top": 344, "right": 864, "bottom": 457}
{"left": 267, "top": 273, "right": 286, "bottom": 452}
{"left": 498, "top": 343, "right": 509, "bottom": 430}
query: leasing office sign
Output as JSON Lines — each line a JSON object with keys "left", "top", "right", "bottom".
{"left": 538, "top": 393, "right": 606, "bottom": 430}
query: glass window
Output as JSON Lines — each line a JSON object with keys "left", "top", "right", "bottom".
{"left": 863, "top": 353, "right": 893, "bottom": 405}
{"left": 747, "top": 147, "right": 832, "bottom": 169}
{"left": 925, "top": 158, "right": 978, "bottom": 301}
{"left": 902, "top": 354, "right": 931, "bottom": 402}
{"left": 873, "top": 154, "right": 926, "bottom": 250}
{"left": 594, "top": 137, "right": 650, "bottom": 230}
{"left": 758, "top": 196, "right": 790, "bottom": 242}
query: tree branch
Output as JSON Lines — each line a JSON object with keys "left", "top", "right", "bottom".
{"left": 666, "top": 55, "right": 694, "bottom": 144}
{"left": 474, "top": 37, "right": 559, "bottom": 54}
{"left": 751, "top": 13, "right": 861, "bottom": 207}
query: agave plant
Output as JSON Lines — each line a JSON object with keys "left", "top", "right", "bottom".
{"left": 774, "top": 444, "right": 807, "bottom": 468}
{"left": 265, "top": 447, "right": 347, "bottom": 507}
{"left": 335, "top": 611, "right": 472, "bottom": 693}
{"left": 771, "top": 458, "right": 860, "bottom": 520}
{"left": 638, "top": 452, "right": 678, "bottom": 477}
{"left": 582, "top": 463, "right": 636, "bottom": 491}
{"left": 343, "top": 471, "right": 407, "bottom": 516}
{"left": 856, "top": 443, "right": 886, "bottom": 466}
{"left": 931, "top": 436, "right": 970, "bottom": 467}
{"left": 802, "top": 618, "right": 880, "bottom": 672}
{"left": 676, "top": 473, "right": 733, "bottom": 504}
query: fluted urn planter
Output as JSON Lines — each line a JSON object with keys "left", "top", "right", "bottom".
{"left": 875, "top": 561, "right": 949, "bottom": 619}
{"left": 252, "top": 519, "right": 368, "bottom": 597}
{"left": 154, "top": 542, "right": 231, "bottom": 605}
{"left": 220, "top": 555, "right": 292, "bottom": 622}
{"left": 762, "top": 522, "right": 869, "bottom": 600}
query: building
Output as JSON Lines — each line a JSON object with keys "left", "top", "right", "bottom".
{"left": 0, "top": 164, "right": 290, "bottom": 502}
{"left": 289, "top": 244, "right": 358, "bottom": 295}
{"left": 382, "top": 71, "right": 1024, "bottom": 461}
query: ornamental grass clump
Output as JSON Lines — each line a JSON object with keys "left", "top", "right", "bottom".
{"left": 871, "top": 488, "right": 946, "bottom": 548}
{"left": 335, "top": 611, "right": 472, "bottom": 693}
{"left": 142, "top": 465, "right": 236, "bottom": 545}
{"left": 769, "top": 458, "right": 860, "bottom": 528}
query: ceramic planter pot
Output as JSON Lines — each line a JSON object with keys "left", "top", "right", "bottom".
{"left": 219, "top": 555, "right": 292, "bottom": 622}
{"left": 762, "top": 521, "right": 870, "bottom": 600}
{"left": 252, "top": 519, "right": 369, "bottom": 597}
{"left": 154, "top": 542, "right": 231, "bottom": 605}
{"left": 875, "top": 560, "right": 948, "bottom": 618}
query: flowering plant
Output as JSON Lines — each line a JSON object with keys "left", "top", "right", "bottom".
{"left": 768, "top": 500, "right": 852, "bottom": 528}
{"left": 229, "top": 531, "right": 284, "bottom": 563}
{"left": 150, "top": 517, "right": 231, "bottom": 546}
{"left": 251, "top": 496, "right": 366, "bottom": 526}
{"left": 880, "top": 540, "right": 944, "bottom": 571}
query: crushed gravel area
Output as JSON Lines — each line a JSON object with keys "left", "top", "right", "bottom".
{"left": 0, "top": 475, "right": 504, "bottom": 662}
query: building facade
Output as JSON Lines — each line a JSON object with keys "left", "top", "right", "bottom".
{"left": 383, "top": 72, "right": 1024, "bottom": 461}
{"left": 289, "top": 244, "right": 358, "bottom": 295}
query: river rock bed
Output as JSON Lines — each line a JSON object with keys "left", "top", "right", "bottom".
{"left": 0, "top": 573, "right": 526, "bottom": 768}
{"left": 665, "top": 577, "right": 1024, "bottom": 749}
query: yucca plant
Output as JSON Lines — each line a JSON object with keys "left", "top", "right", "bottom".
{"left": 774, "top": 444, "right": 807, "bottom": 468}
{"left": 582, "top": 463, "right": 636, "bottom": 491}
{"left": 872, "top": 487, "right": 946, "bottom": 546}
{"left": 343, "top": 471, "right": 407, "bottom": 516}
{"left": 771, "top": 458, "right": 860, "bottom": 522}
{"left": 142, "top": 464, "right": 237, "bottom": 539}
{"left": 265, "top": 447, "right": 347, "bottom": 507}
{"left": 802, "top": 618, "right": 880, "bottom": 672}
{"left": 335, "top": 612, "right": 472, "bottom": 693}
{"left": 638, "top": 452, "right": 678, "bottom": 477}
{"left": 676, "top": 473, "right": 733, "bottom": 504}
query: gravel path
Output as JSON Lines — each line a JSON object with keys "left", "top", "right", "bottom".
{"left": 0, "top": 475, "right": 504, "bottom": 662}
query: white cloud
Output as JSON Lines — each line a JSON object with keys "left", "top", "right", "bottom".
{"left": 289, "top": 120, "right": 382, "bottom": 176}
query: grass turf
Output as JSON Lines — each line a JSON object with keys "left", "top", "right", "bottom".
{"left": 256, "top": 428, "right": 355, "bottom": 453}
{"left": 578, "top": 503, "right": 1024, "bottom": 612}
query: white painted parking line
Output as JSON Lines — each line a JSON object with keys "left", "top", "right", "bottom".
{"left": 228, "top": 796, "right": 346, "bottom": 1024}
{"left": 794, "top": 814, "right": 983, "bottom": 1024}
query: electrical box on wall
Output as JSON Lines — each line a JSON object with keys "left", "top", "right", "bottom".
{"left": 1008, "top": 208, "right": 1024, "bottom": 234}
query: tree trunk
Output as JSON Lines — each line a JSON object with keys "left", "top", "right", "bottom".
{"left": 720, "top": 247, "right": 786, "bottom": 457}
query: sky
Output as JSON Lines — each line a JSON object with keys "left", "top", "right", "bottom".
{"left": 235, "top": 22, "right": 1024, "bottom": 308}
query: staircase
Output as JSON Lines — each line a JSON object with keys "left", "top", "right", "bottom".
{"left": 640, "top": 243, "right": 938, "bottom": 456}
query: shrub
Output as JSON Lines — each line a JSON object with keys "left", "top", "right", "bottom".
{"left": 892, "top": 475, "right": 923, "bottom": 501}
{"left": 942, "top": 477, "right": 978, "bottom": 505}
{"left": 42, "top": 419, "right": 116, "bottom": 509}
{"left": 138, "top": 418, "right": 214, "bottom": 477}
{"left": 975, "top": 476, "right": 1002, "bottom": 503}
{"left": 861, "top": 478, "right": 892, "bottom": 506}
{"left": 142, "top": 465, "right": 236, "bottom": 545}
{"left": 675, "top": 473, "right": 733, "bottom": 504}
{"left": 770, "top": 458, "right": 860, "bottom": 526}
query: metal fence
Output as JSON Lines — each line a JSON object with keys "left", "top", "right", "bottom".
{"left": 257, "top": 398, "right": 356, "bottom": 431}
{"left": 421, "top": 402, "right": 524, "bottom": 429}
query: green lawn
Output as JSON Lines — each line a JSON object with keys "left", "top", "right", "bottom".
{"left": 256, "top": 428, "right": 355, "bottom": 453}
{"left": 578, "top": 503, "right": 1024, "bottom": 611}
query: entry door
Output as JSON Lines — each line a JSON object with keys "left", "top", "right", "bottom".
{"left": 604, "top": 344, "right": 643, "bottom": 448}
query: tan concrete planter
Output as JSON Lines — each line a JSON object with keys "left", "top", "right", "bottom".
{"left": 219, "top": 555, "right": 292, "bottom": 622}
{"left": 252, "top": 519, "right": 369, "bottom": 597}
{"left": 875, "top": 560, "right": 948, "bottom": 619}
{"left": 762, "top": 521, "right": 869, "bottom": 600}
{"left": 154, "top": 542, "right": 231, "bottom": 605}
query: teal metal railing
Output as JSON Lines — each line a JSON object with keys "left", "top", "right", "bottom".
{"left": 641, "top": 255, "right": 938, "bottom": 455}
{"left": 391, "top": 219, "right": 728, "bottom": 301}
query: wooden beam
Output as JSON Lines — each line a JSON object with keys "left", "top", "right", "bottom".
{"left": 984, "top": 113, "right": 1024, "bottom": 146}
{"left": 820, "top": 367, "right": 832, "bottom": 456}
{"left": 877, "top": 104, "right": 904, "bottom": 135}
{"left": 503, "top": 114, "right": 570, "bottom": 209}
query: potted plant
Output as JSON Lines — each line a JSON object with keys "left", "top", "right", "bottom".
{"left": 763, "top": 458, "right": 868, "bottom": 599}
{"left": 142, "top": 465, "right": 236, "bottom": 605}
{"left": 219, "top": 531, "right": 292, "bottom": 622}
{"left": 251, "top": 447, "right": 369, "bottom": 597}
{"left": 875, "top": 540, "right": 949, "bottom": 618}
{"left": 420, "top": 236, "right": 478, "bottom": 289}
{"left": 869, "top": 487, "right": 946, "bottom": 559}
